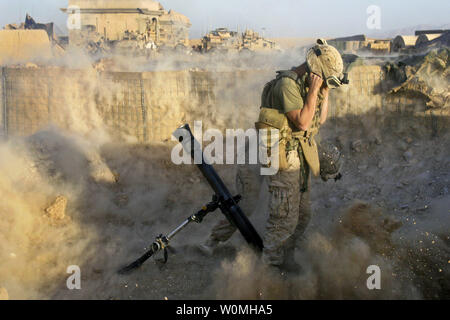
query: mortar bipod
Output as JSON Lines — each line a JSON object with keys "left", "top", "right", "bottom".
{"left": 118, "top": 194, "right": 242, "bottom": 274}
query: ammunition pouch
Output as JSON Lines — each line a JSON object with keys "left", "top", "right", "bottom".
{"left": 255, "top": 121, "right": 289, "bottom": 171}
{"left": 256, "top": 107, "right": 321, "bottom": 176}
{"left": 292, "top": 129, "right": 320, "bottom": 177}
{"left": 257, "top": 107, "right": 288, "bottom": 130}
{"left": 257, "top": 68, "right": 322, "bottom": 179}
{"left": 255, "top": 108, "right": 290, "bottom": 171}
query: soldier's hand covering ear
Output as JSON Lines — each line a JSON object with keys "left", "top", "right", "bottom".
{"left": 309, "top": 73, "right": 323, "bottom": 93}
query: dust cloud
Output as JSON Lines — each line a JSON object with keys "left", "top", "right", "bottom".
{"left": 0, "top": 47, "right": 448, "bottom": 300}
{"left": 209, "top": 110, "right": 449, "bottom": 300}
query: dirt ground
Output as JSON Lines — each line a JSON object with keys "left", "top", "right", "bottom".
{"left": 2, "top": 111, "right": 443, "bottom": 300}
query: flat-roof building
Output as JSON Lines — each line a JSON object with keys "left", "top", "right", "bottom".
{"left": 61, "top": 0, "right": 191, "bottom": 47}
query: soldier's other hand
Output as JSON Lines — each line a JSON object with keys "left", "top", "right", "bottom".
{"left": 309, "top": 73, "right": 324, "bottom": 93}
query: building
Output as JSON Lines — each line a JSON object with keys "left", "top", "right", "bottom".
{"left": 201, "top": 28, "right": 240, "bottom": 52}
{"left": 61, "top": 0, "right": 191, "bottom": 48}
{"left": 415, "top": 34, "right": 443, "bottom": 47}
{"left": 392, "top": 35, "right": 418, "bottom": 52}
{"left": 415, "top": 29, "right": 449, "bottom": 36}
{"left": 200, "top": 28, "right": 280, "bottom": 53}
{"left": 241, "top": 29, "right": 279, "bottom": 51}
{"left": 328, "top": 34, "right": 391, "bottom": 54}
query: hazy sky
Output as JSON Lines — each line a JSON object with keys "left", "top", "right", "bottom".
{"left": 1, "top": 0, "right": 449, "bottom": 38}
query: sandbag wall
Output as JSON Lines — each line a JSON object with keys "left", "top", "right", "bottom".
{"left": 0, "top": 64, "right": 444, "bottom": 142}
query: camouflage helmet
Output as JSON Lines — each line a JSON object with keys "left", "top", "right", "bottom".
{"left": 306, "top": 39, "right": 346, "bottom": 88}
{"left": 318, "top": 140, "right": 343, "bottom": 182}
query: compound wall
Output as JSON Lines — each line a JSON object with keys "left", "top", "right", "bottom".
{"left": 0, "top": 64, "right": 444, "bottom": 142}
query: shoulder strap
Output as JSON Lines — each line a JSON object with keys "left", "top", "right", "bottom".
{"left": 261, "top": 70, "right": 301, "bottom": 109}
{"left": 276, "top": 70, "right": 300, "bottom": 83}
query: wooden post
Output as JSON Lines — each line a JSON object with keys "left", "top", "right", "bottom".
{"left": 1, "top": 67, "right": 7, "bottom": 138}
{"left": 140, "top": 78, "right": 148, "bottom": 142}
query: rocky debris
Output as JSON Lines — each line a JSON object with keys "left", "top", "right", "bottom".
{"left": 403, "top": 150, "right": 414, "bottom": 162}
{"left": 4, "top": 23, "right": 24, "bottom": 30}
{"left": 351, "top": 139, "right": 365, "bottom": 152}
{"left": 25, "top": 14, "right": 54, "bottom": 39}
{"left": 26, "top": 130, "right": 117, "bottom": 185}
{"left": 87, "top": 151, "right": 117, "bottom": 185}
{"left": 199, "top": 28, "right": 280, "bottom": 53}
{"left": 386, "top": 48, "right": 450, "bottom": 109}
{"left": 87, "top": 38, "right": 110, "bottom": 55}
{"left": 0, "top": 287, "right": 9, "bottom": 300}
{"left": 371, "top": 135, "right": 382, "bottom": 145}
{"left": 3, "top": 14, "right": 55, "bottom": 40}
{"left": 397, "top": 140, "right": 409, "bottom": 151}
{"left": 71, "top": 29, "right": 111, "bottom": 55}
{"left": 93, "top": 58, "right": 117, "bottom": 72}
{"left": 45, "top": 196, "right": 67, "bottom": 221}
{"left": 404, "top": 136, "right": 414, "bottom": 144}
{"left": 114, "top": 193, "right": 129, "bottom": 208}
{"left": 357, "top": 164, "right": 368, "bottom": 171}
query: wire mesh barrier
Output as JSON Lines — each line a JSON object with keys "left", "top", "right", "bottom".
{"left": 0, "top": 65, "right": 443, "bottom": 142}
{"left": 2, "top": 68, "right": 50, "bottom": 137}
{"left": 97, "top": 73, "right": 147, "bottom": 142}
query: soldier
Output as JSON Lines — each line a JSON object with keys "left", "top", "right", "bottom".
{"left": 200, "top": 40, "right": 348, "bottom": 273}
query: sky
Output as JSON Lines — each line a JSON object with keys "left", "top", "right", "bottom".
{"left": 0, "top": 0, "right": 449, "bottom": 38}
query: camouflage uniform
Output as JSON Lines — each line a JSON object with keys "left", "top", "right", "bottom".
{"left": 204, "top": 73, "right": 322, "bottom": 267}
{"left": 259, "top": 72, "right": 323, "bottom": 266}
{"left": 204, "top": 41, "right": 345, "bottom": 268}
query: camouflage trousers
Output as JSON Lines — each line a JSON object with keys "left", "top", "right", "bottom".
{"left": 206, "top": 150, "right": 312, "bottom": 267}
{"left": 263, "top": 150, "right": 311, "bottom": 266}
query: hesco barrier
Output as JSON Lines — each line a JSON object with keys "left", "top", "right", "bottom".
{"left": 0, "top": 67, "right": 220, "bottom": 141}
{"left": 0, "top": 65, "right": 444, "bottom": 142}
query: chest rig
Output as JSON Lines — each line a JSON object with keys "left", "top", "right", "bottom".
{"left": 256, "top": 70, "right": 323, "bottom": 190}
